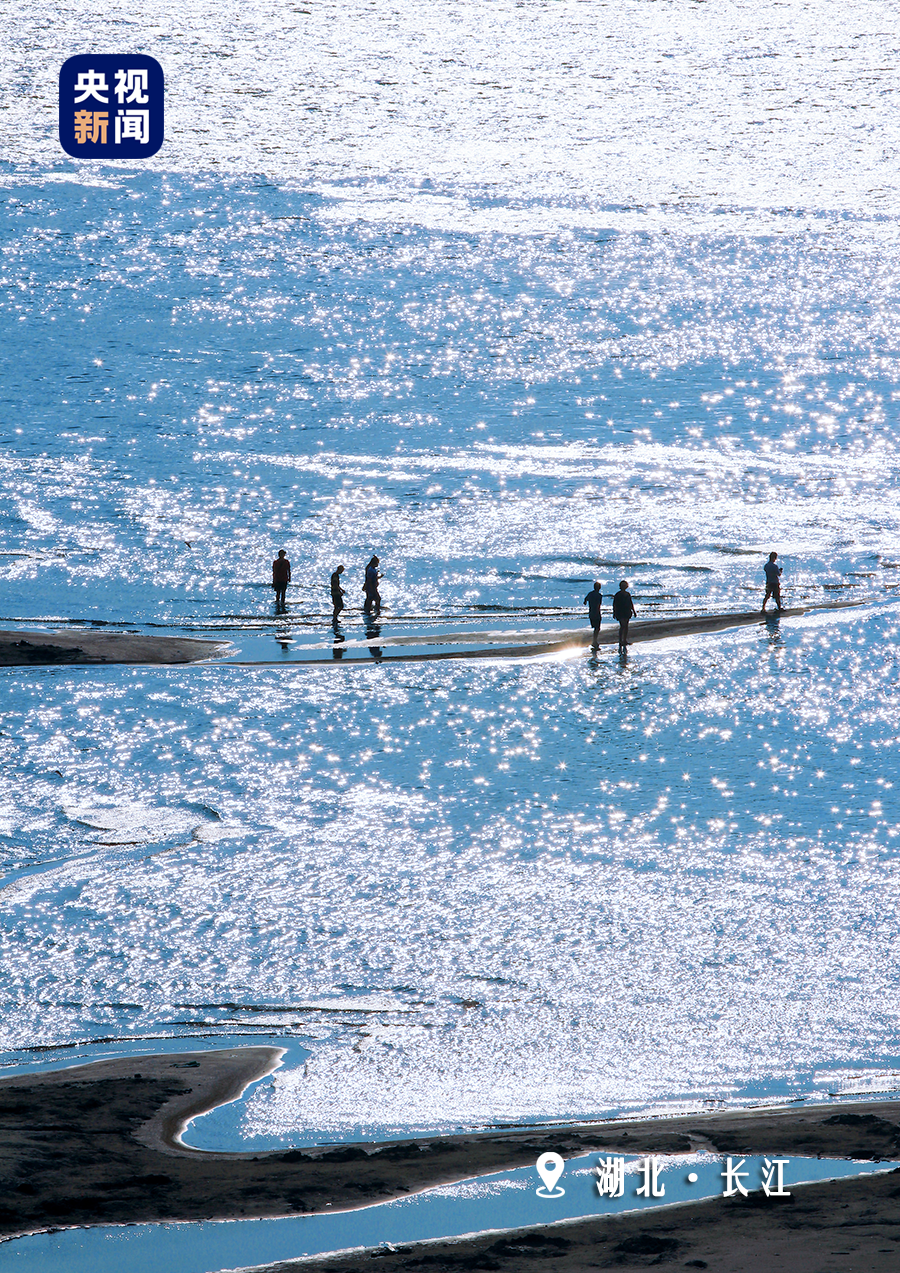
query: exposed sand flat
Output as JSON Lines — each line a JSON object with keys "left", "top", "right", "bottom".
{"left": 238, "top": 601, "right": 866, "bottom": 666}
{"left": 0, "top": 603, "right": 862, "bottom": 667}
{"left": 400, "top": 601, "right": 860, "bottom": 661}
{"left": 2, "top": 1046, "right": 900, "bottom": 1252}
{"left": 0, "top": 629, "right": 230, "bottom": 665}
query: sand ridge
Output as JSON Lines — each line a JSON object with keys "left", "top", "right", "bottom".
{"left": 0, "top": 601, "right": 864, "bottom": 667}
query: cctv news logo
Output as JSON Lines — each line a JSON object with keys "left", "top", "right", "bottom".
{"left": 59, "top": 55, "right": 164, "bottom": 159}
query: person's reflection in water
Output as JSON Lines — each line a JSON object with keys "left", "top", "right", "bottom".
{"left": 365, "top": 616, "right": 383, "bottom": 662}
{"left": 763, "top": 612, "right": 783, "bottom": 647}
{"left": 274, "top": 613, "right": 292, "bottom": 655}
{"left": 332, "top": 618, "right": 346, "bottom": 661}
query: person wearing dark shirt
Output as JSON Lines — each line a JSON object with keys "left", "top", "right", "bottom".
{"left": 612, "top": 580, "right": 636, "bottom": 651}
{"left": 584, "top": 581, "right": 603, "bottom": 648}
{"left": 762, "top": 552, "right": 783, "bottom": 613}
{"left": 330, "top": 564, "right": 346, "bottom": 620}
{"left": 363, "top": 555, "right": 382, "bottom": 614}
{"left": 272, "top": 550, "right": 291, "bottom": 609}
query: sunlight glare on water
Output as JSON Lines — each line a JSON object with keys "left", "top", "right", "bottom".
{"left": 2, "top": 0, "right": 900, "bottom": 1156}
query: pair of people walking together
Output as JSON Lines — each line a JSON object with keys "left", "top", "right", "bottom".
{"left": 584, "top": 580, "right": 635, "bottom": 652}
{"left": 331, "top": 557, "right": 381, "bottom": 619}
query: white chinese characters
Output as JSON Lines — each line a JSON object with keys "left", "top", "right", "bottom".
{"left": 594, "top": 1155, "right": 792, "bottom": 1201}
{"left": 73, "top": 70, "right": 108, "bottom": 104}
{"left": 721, "top": 1157, "right": 750, "bottom": 1197}
{"left": 595, "top": 1155, "right": 626, "bottom": 1198}
{"left": 71, "top": 68, "right": 153, "bottom": 148}
{"left": 636, "top": 1156, "right": 666, "bottom": 1198}
{"left": 115, "top": 111, "right": 150, "bottom": 145}
{"left": 115, "top": 69, "right": 149, "bottom": 103}
{"left": 761, "top": 1158, "right": 791, "bottom": 1197}
{"left": 61, "top": 55, "right": 163, "bottom": 160}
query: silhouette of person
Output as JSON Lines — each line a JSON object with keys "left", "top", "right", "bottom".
{"left": 272, "top": 550, "right": 291, "bottom": 609}
{"left": 363, "top": 555, "right": 382, "bottom": 614}
{"left": 584, "top": 581, "right": 603, "bottom": 647}
{"left": 762, "top": 552, "right": 783, "bottom": 613}
{"left": 612, "top": 580, "right": 636, "bottom": 652}
{"left": 331, "top": 564, "right": 346, "bottom": 619}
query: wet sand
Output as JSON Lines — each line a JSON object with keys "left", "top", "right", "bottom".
{"left": 0, "top": 602, "right": 860, "bottom": 667}
{"left": 0, "top": 629, "right": 230, "bottom": 665}
{"left": 232, "top": 601, "right": 862, "bottom": 664}
{"left": 3, "top": 1046, "right": 900, "bottom": 1266}
{"left": 400, "top": 601, "right": 859, "bottom": 662}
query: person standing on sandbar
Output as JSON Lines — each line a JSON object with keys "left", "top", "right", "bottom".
{"left": 762, "top": 551, "right": 783, "bottom": 613}
{"left": 612, "top": 580, "right": 636, "bottom": 652}
{"left": 330, "top": 564, "right": 346, "bottom": 620}
{"left": 363, "top": 555, "right": 382, "bottom": 614}
{"left": 584, "top": 581, "right": 603, "bottom": 648}
{"left": 272, "top": 549, "right": 291, "bottom": 610}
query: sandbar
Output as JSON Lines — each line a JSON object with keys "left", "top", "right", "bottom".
{"left": 236, "top": 601, "right": 864, "bottom": 666}
{"left": 386, "top": 601, "right": 859, "bottom": 662}
{"left": 0, "top": 603, "right": 862, "bottom": 667}
{"left": 3, "top": 1045, "right": 900, "bottom": 1270}
{"left": 0, "top": 629, "right": 229, "bottom": 665}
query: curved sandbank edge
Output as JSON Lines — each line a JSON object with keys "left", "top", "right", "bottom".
{"left": 134, "top": 1045, "right": 285, "bottom": 1153}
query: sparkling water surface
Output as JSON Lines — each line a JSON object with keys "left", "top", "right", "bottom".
{"left": 3, "top": 0, "right": 900, "bottom": 1265}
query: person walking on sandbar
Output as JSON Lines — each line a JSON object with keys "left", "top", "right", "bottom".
{"left": 272, "top": 549, "right": 291, "bottom": 609}
{"left": 612, "top": 580, "right": 636, "bottom": 652}
{"left": 584, "top": 581, "right": 603, "bottom": 648}
{"left": 762, "top": 551, "right": 783, "bottom": 613}
{"left": 330, "top": 564, "right": 346, "bottom": 620}
{"left": 363, "top": 555, "right": 382, "bottom": 614}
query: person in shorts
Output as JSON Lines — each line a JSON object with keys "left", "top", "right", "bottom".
{"left": 762, "top": 552, "right": 783, "bottom": 612}
{"left": 584, "top": 581, "right": 603, "bottom": 647}
{"left": 330, "top": 564, "right": 346, "bottom": 620}
{"left": 272, "top": 550, "right": 291, "bottom": 609}
{"left": 612, "top": 580, "right": 636, "bottom": 652}
{"left": 363, "top": 555, "right": 382, "bottom": 614}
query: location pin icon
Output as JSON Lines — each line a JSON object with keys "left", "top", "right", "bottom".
{"left": 536, "top": 1151, "right": 565, "bottom": 1196}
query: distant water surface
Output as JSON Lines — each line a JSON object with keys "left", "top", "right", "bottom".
{"left": 2, "top": 0, "right": 900, "bottom": 1163}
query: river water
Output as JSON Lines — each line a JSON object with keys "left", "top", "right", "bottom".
{"left": 2, "top": 0, "right": 900, "bottom": 1264}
